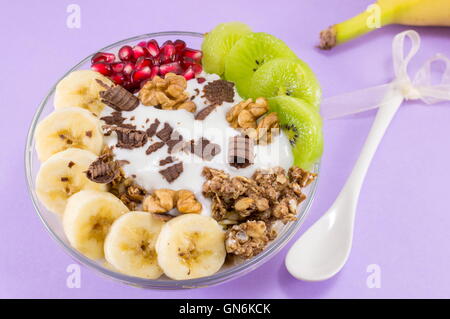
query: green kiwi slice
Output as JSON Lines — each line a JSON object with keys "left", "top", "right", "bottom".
{"left": 224, "top": 32, "right": 297, "bottom": 98}
{"left": 201, "top": 22, "right": 252, "bottom": 76}
{"left": 269, "top": 95, "right": 323, "bottom": 169}
{"left": 249, "top": 58, "right": 322, "bottom": 109}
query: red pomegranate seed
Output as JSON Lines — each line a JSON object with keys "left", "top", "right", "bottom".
{"left": 183, "top": 48, "right": 202, "bottom": 61}
{"left": 132, "top": 45, "right": 149, "bottom": 60}
{"left": 111, "top": 62, "right": 125, "bottom": 73}
{"left": 91, "top": 62, "right": 112, "bottom": 76}
{"left": 146, "top": 39, "right": 160, "bottom": 58}
{"left": 159, "top": 62, "right": 182, "bottom": 76}
{"left": 118, "top": 45, "right": 134, "bottom": 62}
{"left": 150, "top": 66, "right": 160, "bottom": 79}
{"left": 123, "top": 62, "right": 135, "bottom": 75}
{"left": 197, "top": 77, "right": 206, "bottom": 84}
{"left": 160, "top": 41, "right": 176, "bottom": 63}
{"left": 110, "top": 73, "right": 125, "bottom": 85}
{"left": 182, "top": 66, "right": 195, "bottom": 80}
{"left": 174, "top": 39, "right": 186, "bottom": 53}
{"left": 91, "top": 52, "right": 115, "bottom": 64}
{"left": 135, "top": 57, "right": 153, "bottom": 70}
{"left": 192, "top": 63, "right": 203, "bottom": 74}
{"left": 131, "top": 66, "right": 152, "bottom": 82}
{"left": 137, "top": 41, "right": 147, "bottom": 47}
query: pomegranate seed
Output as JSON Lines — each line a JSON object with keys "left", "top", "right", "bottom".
{"left": 146, "top": 39, "right": 160, "bottom": 57}
{"left": 160, "top": 41, "right": 176, "bottom": 63}
{"left": 174, "top": 39, "right": 186, "bottom": 53}
{"left": 135, "top": 57, "right": 153, "bottom": 70}
{"left": 132, "top": 45, "right": 149, "bottom": 60}
{"left": 183, "top": 48, "right": 202, "bottom": 61}
{"left": 110, "top": 73, "right": 125, "bottom": 85}
{"left": 123, "top": 62, "right": 135, "bottom": 75}
{"left": 91, "top": 62, "right": 112, "bottom": 76}
{"left": 182, "top": 66, "right": 195, "bottom": 80}
{"left": 91, "top": 52, "right": 115, "bottom": 64}
{"left": 111, "top": 62, "right": 125, "bottom": 73}
{"left": 150, "top": 66, "right": 160, "bottom": 79}
{"left": 197, "top": 77, "right": 206, "bottom": 84}
{"left": 159, "top": 62, "right": 182, "bottom": 76}
{"left": 137, "top": 41, "right": 147, "bottom": 47}
{"left": 131, "top": 66, "right": 152, "bottom": 82}
{"left": 118, "top": 45, "right": 134, "bottom": 62}
{"left": 192, "top": 63, "right": 203, "bottom": 74}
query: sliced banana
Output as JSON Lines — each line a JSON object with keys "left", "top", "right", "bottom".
{"left": 54, "top": 70, "right": 113, "bottom": 116}
{"left": 104, "top": 211, "right": 165, "bottom": 279}
{"left": 156, "top": 214, "right": 226, "bottom": 280}
{"left": 36, "top": 148, "right": 107, "bottom": 215}
{"left": 35, "top": 107, "right": 103, "bottom": 162}
{"left": 63, "top": 190, "right": 129, "bottom": 260}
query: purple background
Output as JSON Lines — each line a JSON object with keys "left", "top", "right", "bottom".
{"left": 1, "top": 0, "right": 449, "bottom": 298}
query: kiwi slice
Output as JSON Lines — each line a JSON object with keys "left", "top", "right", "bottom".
{"left": 201, "top": 22, "right": 252, "bottom": 76}
{"left": 249, "top": 58, "right": 322, "bottom": 110}
{"left": 269, "top": 95, "right": 323, "bottom": 169}
{"left": 224, "top": 32, "right": 297, "bottom": 97}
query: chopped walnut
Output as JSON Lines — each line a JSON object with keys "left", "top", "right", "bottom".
{"left": 226, "top": 98, "right": 268, "bottom": 129}
{"left": 109, "top": 168, "right": 147, "bottom": 210}
{"left": 254, "top": 112, "right": 280, "bottom": 145}
{"left": 176, "top": 190, "right": 202, "bottom": 214}
{"left": 225, "top": 221, "right": 270, "bottom": 258}
{"left": 138, "top": 73, "right": 196, "bottom": 112}
{"left": 143, "top": 189, "right": 177, "bottom": 213}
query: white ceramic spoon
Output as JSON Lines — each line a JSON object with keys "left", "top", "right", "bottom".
{"left": 285, "top": 87, "right": 403, "bottom": 281}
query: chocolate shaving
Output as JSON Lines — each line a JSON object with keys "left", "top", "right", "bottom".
{"left": 100, "top": 111, "right": 125, "bottom": 126}
{"left": 228, "top": 135, "right": 254, "bottom": 169}
{"left": 68, "top": 161, "right": 75, "bottom": 168}
{"left": 85, "top": 131, "right": 92, "bottom": 138}
{"left": 195, "top": 105, "right": 216, "bottom": 120}
{"left": 86, "top": 154, "right": 127, "bottom": 184}
{"left": 104, "top": 126, "right": 148, "bottom": 149}
{"left": 156, "top": 122, "right": 173, "bottom": 142}
{"left": 146, "top": 141, "right": 165, "bottom": 155}
{"left": 61, "top": 177, "right": 69, "bottom": 182}
{"left": 146, "top": 119, "right": 160, "bottom": 137}
{"left": 159, "top": 156, "right": 175, "bottom": 166}
{"left": 97, "top": 80, "right": 140, "bottom": 112}
{"left": 159, "top": 162, "right": 184, "bottom": 183}
{"left": 202, "top": 80, "right": 235, "bottom": 106}
{"left": 184, "top": 137, "right": 221, "bottom": 161}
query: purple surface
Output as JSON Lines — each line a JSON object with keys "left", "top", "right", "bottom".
{"left": 1, "top": 0, "right": 449, "bottom": 298}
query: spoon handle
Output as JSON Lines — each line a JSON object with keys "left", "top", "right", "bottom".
{"left": 340, "top": 87, "right": 403, "bottom": 201}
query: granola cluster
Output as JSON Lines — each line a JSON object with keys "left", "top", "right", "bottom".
{"left": 109, "top": 169, "right": 147, "bottom": 210}
{"left": 143, "top": 189, "right": 202, "bottom": 214}
{"left": 226, "top": 97, "right": 280, "bottom": 144}
{"left": 202, "top": 166, "right": 316, "bottom": 258}
{"left": 138, "top": 73, "right": 196, "bottom": 112}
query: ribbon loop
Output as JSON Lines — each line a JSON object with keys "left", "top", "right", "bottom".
{"left": 321, "top": 30, "right": 450, "bottom": 120}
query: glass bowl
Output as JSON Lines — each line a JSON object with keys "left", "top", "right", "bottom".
{"left": 25, "top": 31, "right": 320, "bottom": 289}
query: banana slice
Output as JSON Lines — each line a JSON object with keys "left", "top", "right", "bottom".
{"left": 35, "top": 107, "right": 103, "bottom": 162}
{"left": 54, "top": 70, "right": 113, "bottom": 116}
{"left": 104, "top": 211, "right": 165, "bottom": 279}
{"left": 63, "top": 190, "right": 129, "bottom": 260}
{"left": 36, "top": 148, "right": 107, "bottom": 215}
{"left": 156, "top": 214, "right": 226, "bottom": 280}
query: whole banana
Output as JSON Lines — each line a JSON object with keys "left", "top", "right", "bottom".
{"left": 319, "top": 0, "right": 450, "bottom": 49}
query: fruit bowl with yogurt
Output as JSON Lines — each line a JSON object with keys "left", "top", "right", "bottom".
{"left": 26, "top": 24, "right": 323, "bottom": 288}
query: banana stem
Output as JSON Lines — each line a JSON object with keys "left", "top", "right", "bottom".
{"left": 319, "top": 6, "right": 394, "bottom": 50}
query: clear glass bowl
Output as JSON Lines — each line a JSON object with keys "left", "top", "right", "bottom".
{"left": 25, "top": 31, "right": 320, "bottom": 289}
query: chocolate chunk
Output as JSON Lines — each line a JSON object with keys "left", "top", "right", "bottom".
{"left": 105, "top": 126, "right": 148, "bottom": 149}
{"left": 159, "top": 156, "right": 175, "bottom": 166}
{"left": 159, "top": 162, "right": 184, "bottom": 183}
{"left": 195, "top": 105, "right": 216, "bottom": 120}
{"left": 86, "top": 155, "right": 127, "bottom": 184}
{"left": 156, "top": 122, "right": 173, "bottom": 142}
{"left": 100, "top": 111, "right": 125, "bottom": 126}
{"left": 97, "top": 80, "right": 140, "bottom": 112}
{"left": 166, "top": 130, "right": 184, "bottom": 153}
{"left": 202, "top": 80, "right": 235, "bottom": 106}
{"left": 146, "top": 141, "right": 165, "bottom": 155}
{"left": 68, "top": 161, "right": 75, "bottom": 168}
{"left": 146, "top": 119, "right": 160, "bottom": 137}
{"left": 184, "top": 137, "right": 221, "bottom": 161}
{"left": 228, "top": 135, "right": 254, "bottom": 169}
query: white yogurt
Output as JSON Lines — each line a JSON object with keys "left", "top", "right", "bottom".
{"left": 100, "top": 73, "right": 293, "bottom": 215}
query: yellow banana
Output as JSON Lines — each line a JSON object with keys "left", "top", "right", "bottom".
{"left": 319, "top": 0, "right": 450, "bottom": 49}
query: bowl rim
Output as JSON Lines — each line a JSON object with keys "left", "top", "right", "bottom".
{"left": 24, "top": 31, "right": 320, "bottom": 289}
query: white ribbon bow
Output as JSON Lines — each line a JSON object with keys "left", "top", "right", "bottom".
{"left": 321, "top": 30, "right": 450, "bottom": 120}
